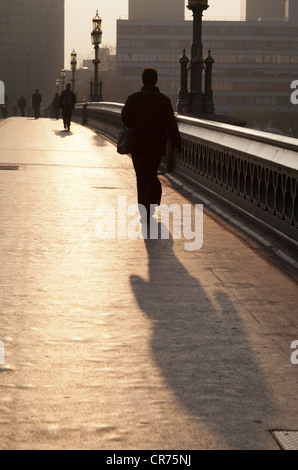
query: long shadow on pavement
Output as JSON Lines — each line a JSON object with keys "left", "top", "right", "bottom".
{"left": 54, "top": 130, "right": 73, "bottom": 138}
{"left": 130, "top": 223, "right": 274, "bottom": 449}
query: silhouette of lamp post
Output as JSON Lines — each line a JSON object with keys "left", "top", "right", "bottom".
{"left": 203, "top": 49, "right": 215, "bottom": 113}
{"left": 70, "top": 49, "right": 77, "bottom": 94}
{"left": 60, "top": 69, "right": 66, "bottom": 91}
{"left": 187, "top": 0, "right": 209, "bottom": 114}
{"left": 91, "top": 10, "right": 103, "bottom": 102}
{"left": 177, "top": 49, "right": 190, "bottom": 113}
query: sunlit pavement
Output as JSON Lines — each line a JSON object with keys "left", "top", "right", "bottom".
{"left": 0, "top": 117, "right": 297, "bottom": 450}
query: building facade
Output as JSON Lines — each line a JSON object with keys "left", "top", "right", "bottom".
{"left": 0, "top": 0, "right": 64, "bottom": 112}
{"left": 128, "top": 0, "right": 184, "bottom": 21}
{"left": 240, "top": 0, "right": 286, "bottom": 20}
{"left": 117, "top": 0, "right": 186, "bottom": 103}
{"left": 240, "top": 0, "right": 298, "bottom": 22}
{"left": 204, "top": 20, "right": 298, "bottom": 117}
{"left": 117, "top": 19, "right": 188, "bottom": 103}
{"left": 286, "top": 0, "right": 298, "bottom": 22}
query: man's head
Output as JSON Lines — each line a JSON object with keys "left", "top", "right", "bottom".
{"left": 142, "top": 68, "right": 158, "bottom": 86}
{"left": 66, "top": 83, "right": 71, "bottom": 91}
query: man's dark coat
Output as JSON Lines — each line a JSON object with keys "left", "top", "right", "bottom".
{"left": 121, "top": 85, "right": 181, "bottom": 157}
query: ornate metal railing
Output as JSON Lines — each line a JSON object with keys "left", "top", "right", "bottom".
{"left": 73, "top": 102, "right": 298, "bottom": 242}
{"left": 74, "top": 102, "right": 123, "bottom": 142}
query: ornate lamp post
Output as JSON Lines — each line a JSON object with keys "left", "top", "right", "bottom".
{"left": 187, "top": 0, "right": 209, "bottom": 114}
{"left": 91, "top": 10, "right": 103, "bottom": 102}
{"left": 60, "top": 69, "right": 66, "bottom": 91}
{"left": 70, "top": 49, "right": 77, "bottom": 94}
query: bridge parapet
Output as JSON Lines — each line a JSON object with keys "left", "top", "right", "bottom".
{"left": 74, "top": 102, "right": 298, "bottom": 242}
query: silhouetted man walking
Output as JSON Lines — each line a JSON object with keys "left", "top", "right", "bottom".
{"left": 51, "top": 93, "right": 60, "bottom": 120}
{"left": 32, "top": 89, "right": 42, "bottom": 119}
{"left": 59, "top": 83, "right": 76, "bottom": 131}
{"left": 121, "top": 67, "right": 181, "bottom": 220}
{"left": 18, "top": 96, "right": 27, "bottom": 117}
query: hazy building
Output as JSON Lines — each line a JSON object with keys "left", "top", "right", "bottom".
{"left": 240, "top": 0, "right": 286, "bottom": 20}
{"left": 286, "top": 0, "right": 298, "bottom": 22}
{"left": 117, "top": 19, "right": 187, "bottom": 104}
{"left": 129, "top": 0, "right": 184, "bottom": 21}
{"left": 117, "top": 0, "right": 187, "bottom": 104}
{"left": 83, "top": 48, "right": 116, "bottom": 71}
{"left": 241, "top": 0, "right": 298, "bottom": 22}
{"left": 204, "top": 20, "right": 298, "bottom": 118}
{"left": 0, "top": 0, "right": 64, "bottom": 112}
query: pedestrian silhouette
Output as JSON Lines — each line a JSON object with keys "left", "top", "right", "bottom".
{"left": 1, "top": 94, "right": 8, "bottom": 118}
{"left": 59, "top": 83, "right": 76, "bottom": 131}
{"left": 32, "top": 89, "right": 42, "bottom": 119}
{"left": 17, "top": 96, "right": 27, "bottom": 117}
{"left": 51, "top": 93, "right": 60, "bottom": 120}
{"left": 121, "top": 67, "right": 181, "bottom": 222}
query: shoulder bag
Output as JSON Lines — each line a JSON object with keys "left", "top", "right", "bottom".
{"left": 117, "top": 127, "right": 135, "bottom": 155}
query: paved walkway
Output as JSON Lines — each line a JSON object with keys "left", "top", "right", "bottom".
{"left": 0, "top": 117, "right": 297, "bottom": 450}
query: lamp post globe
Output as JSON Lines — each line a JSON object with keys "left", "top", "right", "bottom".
{"left": 91, "top": 10, "right": 102, "bottom": 45}
{"left": 60, "top": 69, "right": 66, "bottom": 91}
{"left": 187, "top": 0, "right": 209, "bottom": 10}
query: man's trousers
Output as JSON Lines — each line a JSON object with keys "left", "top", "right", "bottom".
{"left": 132, "top": 153, "right": 162, "bottom": 216}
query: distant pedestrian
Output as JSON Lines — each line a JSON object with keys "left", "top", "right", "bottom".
{"left": 51, "top": 93, "right": 60, "bottom": 120}
{"left": 32, "top": 89, "right": 42, "bottom": 119}
{"left": 59, "top": 83, "right": 76, "bottom": 131}
{"left": 1, "top": 95, "right": 8, "bottom": 118}
{"left": 121, "top": 67, "right": 181, "bottom": 221}
{"left": 17, "top": 96, "right": 27, "bottom": 116}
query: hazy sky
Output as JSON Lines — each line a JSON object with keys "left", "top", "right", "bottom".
{"left": 65, "top": 0, "right": 241, "bottom": 67}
